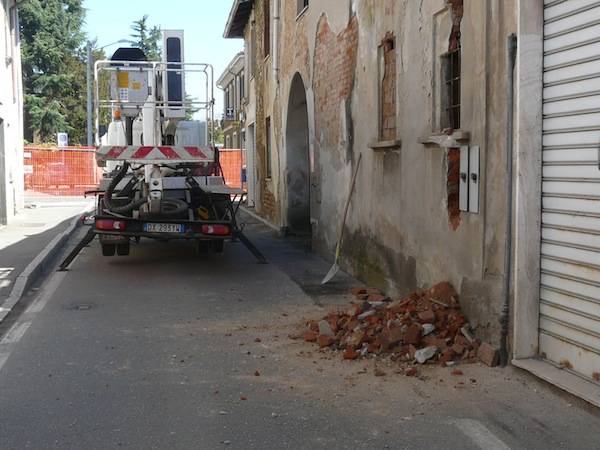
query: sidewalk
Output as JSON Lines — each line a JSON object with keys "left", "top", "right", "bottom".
{"left": 0, "top": 196, "right": 94, "bottom": 305}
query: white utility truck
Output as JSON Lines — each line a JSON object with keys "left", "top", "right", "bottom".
{"left": 60, "top": 31, "right": 265, "bottom": 268}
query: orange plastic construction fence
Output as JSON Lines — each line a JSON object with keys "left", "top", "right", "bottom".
{"left": 219, "top": 148, "right": 246, "bottom": 189}
{"left": 24, "top": 146, "right": 102, "bottom": 197}
{"left": 24, "top": 146, "right": 246, "bottom": 196}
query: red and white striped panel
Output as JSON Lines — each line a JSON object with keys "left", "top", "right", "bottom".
{"left": 96, "top": 146, "right": 215, "bottom": 164}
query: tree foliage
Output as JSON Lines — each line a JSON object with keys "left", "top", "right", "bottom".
{"left": 129, "top": 15, "right": 161, "bottom": 61}
{"left": 20, "top": 0, "right": 87, "bottom": 143}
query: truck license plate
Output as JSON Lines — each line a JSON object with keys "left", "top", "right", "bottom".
{"left": 144, "top": 223, "right": 184, "bottom": 233}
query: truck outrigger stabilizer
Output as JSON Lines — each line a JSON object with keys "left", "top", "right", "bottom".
{"left": 58, "top": 197, "right": 267, "bottom": 271}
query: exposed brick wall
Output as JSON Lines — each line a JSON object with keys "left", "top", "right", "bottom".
{"left": 380, "top": 34, "right": 396, "bottom": 141}
{"left": 313, "top": 15, "right": 358, "bottom": 152}
{"left": 447, "top": 147, "right": 461, "bottom": 230}
{"left": 448, "top": 0, "right": 464, "bottom": 52}
{"left": 446, "top": 0, "right": 463, "bottom": 230}
{"left": 252, "top": 0, "right": 277, "bottom": 222}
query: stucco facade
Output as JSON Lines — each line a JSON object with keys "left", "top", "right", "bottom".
{"left": 0, "top": 0, "right": 24, "bottom": 224}
{"left": 217, "top": 52, "right": 245, "bottom": 149}
{"left": 226, "top": 0, "right": 519, "bottom": 346}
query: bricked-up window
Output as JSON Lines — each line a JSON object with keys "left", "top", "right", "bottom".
{"left": 447, "top": 147, "right": 461, "bottom": 229}
{"left": 264, "top": 0, "right": 270, "bottom": 57}
{"left": 297, "top": 0, "right": 309, "bottom": 15}
{"left": 441, "top": 48, "right": 461, "bottom": 130}
{"left": 379, "top": 35, "right": 396, "bottom": 141}
{"left": 265, "top": 117, "right": 272, "bottom": 178}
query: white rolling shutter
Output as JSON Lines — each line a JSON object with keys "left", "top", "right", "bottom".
{"left": 541, "top": 0, "right": 600, "bottom": 382}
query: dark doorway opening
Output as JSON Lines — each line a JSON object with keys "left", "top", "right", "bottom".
{"left": 285, "top": 73, "right": 311, "bottom": 236}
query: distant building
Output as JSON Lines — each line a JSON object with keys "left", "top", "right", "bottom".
{"left": 217, "top": 52, "right": 245, "bottom": 149}
{"left": 0, "top": 0, "right": 24, "bottom": 223}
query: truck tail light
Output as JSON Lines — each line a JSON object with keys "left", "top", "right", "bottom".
{"left": 96, "top": 219, "right": 126, "bottom": 230}
{"left": 201, "top": 224, "right": 230, "bottom": 236}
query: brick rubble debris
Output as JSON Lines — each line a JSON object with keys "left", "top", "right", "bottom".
{"left": 297, "top": 282, "right": 494, "bottom": 367}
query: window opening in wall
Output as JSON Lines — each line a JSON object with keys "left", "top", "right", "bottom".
{"left": 441, "top": 48, "right": 461, "bottom": 130}
{"left": 240, "top": 69, "right": 245, "bottom": 103}
{"left": 250, "top": 24, "right": 257, "bottom": 78}
{"left": 297, "top": 0, "right": 309, "bottom": 15}
{"left": 264, "top": 0, "right": 270, "bottom": 57}
{"left": 265, "top": 117, "right": 272, "bottom": 178}
{"left": 379, "top": 35, "right": 396, "bottom": 141}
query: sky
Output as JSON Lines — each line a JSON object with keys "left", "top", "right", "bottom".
{"left": 83, "top": 0, "right": 243, "bottom": 118}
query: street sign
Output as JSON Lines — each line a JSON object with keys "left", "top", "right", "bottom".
{"left": 57, "top": 132, "right": 68, "bottom": 148}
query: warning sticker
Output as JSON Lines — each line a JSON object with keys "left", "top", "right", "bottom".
{"left": 119, "top": 88, "right": 129, "bottom": 102}
{"left": 117, "top": 71, "right": 129, "bottom": 88}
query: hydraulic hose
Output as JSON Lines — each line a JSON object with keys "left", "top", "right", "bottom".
{"left": 499, "top": 34, "right": 518, "bottom": 367}
{"left": 104, "top": 162, "right": 147, "bottom": 214}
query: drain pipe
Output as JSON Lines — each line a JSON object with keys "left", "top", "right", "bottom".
{"left": 273, "top": 0, "right": 280, "bottom": 84}
{"left": 499, "top": 34, "right": 518, "bottom": 367}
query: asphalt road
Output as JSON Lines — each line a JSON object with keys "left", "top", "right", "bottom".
{"left": 0, "top": 215, "right": 598, "bottom": 450}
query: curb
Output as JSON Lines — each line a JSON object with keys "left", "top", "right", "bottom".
{"left": 239, "top": 205, "right": 281, "bottom": 233}
{"left": 0, "top": 206, "right": 93, "bottom": 324}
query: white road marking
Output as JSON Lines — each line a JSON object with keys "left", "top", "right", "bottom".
{"left": 26, "top": 271, "right": 66, "bottom": 314}
{"left": 0, "top": 267, "right": 14, "bottom": 278}
{"left": 1, "top": 321, "right": 32, "bottom": 345}
{"left": 0, "top": 351, "right": 9, "bottom": 371}
{"left": 452, "top": 418, "right": 511, "bottom": 450}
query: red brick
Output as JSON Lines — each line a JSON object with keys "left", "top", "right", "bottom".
{"left": 343, "top": 348, "right": 359, "bottom": 360}
{"left": 418, "top": 309, "right": 436, "bottom": 324}
{"left": 452, "top": 343, "right": 466, "bottom": 356}
{"left": 426, "top": 281, "right": 458, "bottom": 305}
{"left": 382, "top": 326, "right": 403, "bottom": 348}
{"left": 318, "top": 335, "right": 335, "bottom": 348}
{"left": 405, "top": 367, "right": 418, "bottom": 377}
{"left": 404, "top": 323, "right": 422, "bottom": 345}
{"left": 477, "top": 343, "right": 499, "bottom": 367}
{"left": 307, "top": 320, "right": 319, "bottom": 332}
{"left": 303, "top": 331, "right": 318, "bottom": 342}
{"left": 439, "top": 348, "right": 456, "bottom": 365}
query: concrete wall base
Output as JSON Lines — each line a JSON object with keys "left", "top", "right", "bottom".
{"left": 512, "top": 358, "right": 600, "bottom": 409}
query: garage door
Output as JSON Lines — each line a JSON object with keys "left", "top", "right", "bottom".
{"left": 541, "top": 0, "right": 600, "bottom": 382}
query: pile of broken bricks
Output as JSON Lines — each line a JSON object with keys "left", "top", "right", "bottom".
{"left": 297, "top": 281, "right": 499, "bottom": 369}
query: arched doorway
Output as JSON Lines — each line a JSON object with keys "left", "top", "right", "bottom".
{"left": 285, "top": 73, "right": 311, "bottom": 235}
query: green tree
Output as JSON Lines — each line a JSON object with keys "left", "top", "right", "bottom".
{"left": 129, "top": 15, "right": 161, "bottom": 60}
{"left": 208, "top": 119, "right": 224, "bottom": 146}
{"left": 19, "top": 0, "right": 86, "bottom": 143}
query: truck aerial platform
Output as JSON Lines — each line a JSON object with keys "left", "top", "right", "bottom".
{"left": 59, "top": 30, "right": 265, "bottom": 269}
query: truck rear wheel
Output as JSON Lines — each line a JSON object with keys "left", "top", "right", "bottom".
{"left": 116, "top": 243, "right": 130, "bottom": 256}
{"left": 102, "top": 244, "right": 116, "bottom": 256}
